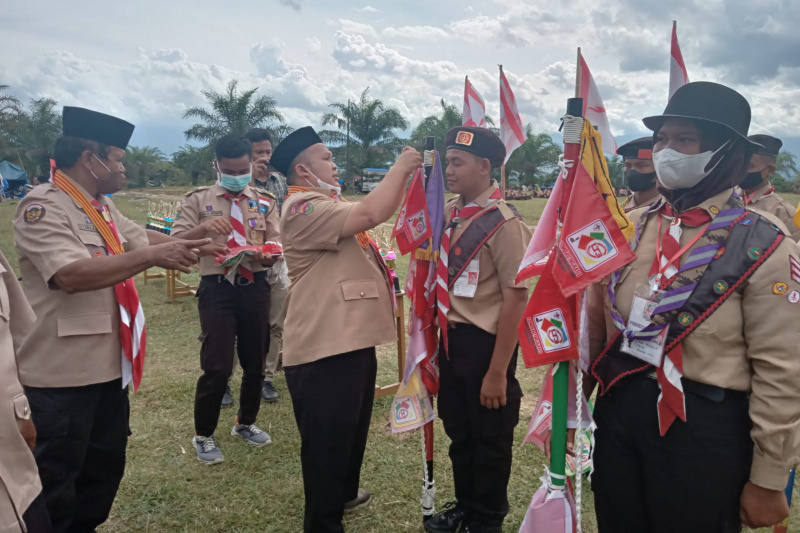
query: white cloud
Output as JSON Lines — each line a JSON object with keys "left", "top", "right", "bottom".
{"left": 354, "top": 5, "right": 377, "bottom": 12}
{"left": 382, "top": 25, "right": 450, "bottom": 40}
{"left": 334, "top": 18, "right": 379, "bottom": 39}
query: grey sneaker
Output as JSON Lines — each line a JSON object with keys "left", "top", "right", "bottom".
{"left": 261, "top": 381, "right": 279, "bottom": 402}
{"left": 221, "top": 384, "right": 234, "bottom": 407}
{"left": 231, "top": 423, "right": 272, "bottom": 448}
{"left": 344, "top": 488, "right": 372, "bottom": 514}
{"left": 193, "top": 435, "right": 224, "bottom": 465}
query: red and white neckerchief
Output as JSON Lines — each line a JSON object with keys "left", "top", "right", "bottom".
{"left": 224, "top": 192, "right": 254, "bottom": 282}
{"left": 648, "top": 202, "right": 712, "bottom": 434}
{"left": 53, "top": 170, "right": 146, "bottom": 392}
{"left": 435, "top": 188, "right": 502, "bottom": 354}
{"left": 742, "top": 185, "right": 775, "bottom": 206}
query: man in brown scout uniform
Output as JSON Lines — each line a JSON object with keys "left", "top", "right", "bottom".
{"left": 424, "top": 126, "right": 531, "bottom": 533}
{"left": 14, "top": 107, "right": 210, "bottom": 533}
{"left": 0, "top": 250, "right": 50, "bottom": 533}
{"left": 271, "top": 126, "right": 421, "bottom": 533}
{"left": 618, "top": 136, "right": 661, "bottom": 212}
{"left": 171, "top": 134, "right": 280, "bottom": 464}
{"left": 587, "top": 82, "right": 800, "bottom": 532}
{"left": 739, "top": 134, "right": 800, "bottom": 240}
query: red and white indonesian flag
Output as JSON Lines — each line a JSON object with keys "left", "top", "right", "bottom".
{"left": 499, "top": 66, "right": 525, "bottom": 164}
{"left": 463, "top": 76, "right": 487, "bottom": 128}
{"left": 578, "top": 55, "right": 618, "bottom": 155}
{"left": 669, "top": 23, "right": 689, "bottom": 100}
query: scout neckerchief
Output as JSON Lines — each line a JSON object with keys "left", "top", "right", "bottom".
{"left": 223, "top": 191, "right": 254, "bottom": 282}
{"left": 742, "top": 185, "right": 775, "bottom": 206}
{"left": 435, "top": 187, "right": 502, "bottom": 354}
{"left": 606, "top": 193, "right": 745, "bottom": 434}
{"left": 52, "top": 170, "right": 146, "bottom": 392}
{"left": 286, "top": 185, "right": 396, "bottom": 309}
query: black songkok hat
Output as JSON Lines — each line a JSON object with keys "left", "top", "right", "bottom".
{"left": 748, "top": 134, "right": 782, "bottom": 158}
{"left": 617, "top": 136, "right": 653, "bottom": 160}
{"left": 444, "top": 126, "right": 506, "bottom": 169}
{"left": 642, "top": 82, "right": 761, "bottom": 151}
{"left": 270, "top": 126, "right": 324, "bottom": 176}
{"left": 62, "top": 106, "right": 135, "bottom": 149}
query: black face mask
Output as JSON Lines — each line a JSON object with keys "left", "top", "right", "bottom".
{"left": 625, "top": 170, "right": 657, "bottom": 192}
{"left": 740, "top": 171, "right": 764, "bottom": 190}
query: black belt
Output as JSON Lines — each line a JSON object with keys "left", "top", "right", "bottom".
{"left": 639, "top": 373, "right": 747, "bottom": 403}
{"left": 202, "top": 271, "right": 267, "bottom": 286}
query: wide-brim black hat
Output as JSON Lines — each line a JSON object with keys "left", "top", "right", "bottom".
{"left": 271, "top": 126, "right": 323, "bottom": 176}
{"left": 617, "top": 136, "right": 653, "bottom": 160}
{"left": 62, "top": 106, "right": 135, "bottom": 149}
{"left": 642, "top": 82, "right": 762, "bottom": 151}
{"left": 444, "top": 126, "right": 506, "bottom": 168}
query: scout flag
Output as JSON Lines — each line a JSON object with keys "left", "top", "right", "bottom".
{"left": 500, "top": 65, "right": 525, "bottom": 164}
{"left": 392, "top": 168, "right": 432, "bottom": 255}
{"left": 669, "top": 21, "right": 689, "bottom": 100}
{"left": 550, "top": 119, "right": 635, "bottom": 296}
{"left": 578, "top": 53, "right": 618, "bottom": 154}
{"left": 463, "top": 76, "right": 487, "bottom": 128}
{"left": 516, "top": 168, "right": 567, "bottom": 283}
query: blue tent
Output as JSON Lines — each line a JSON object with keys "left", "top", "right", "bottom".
{"left": 0, "top": 160, "right": 29, "bottom": 198}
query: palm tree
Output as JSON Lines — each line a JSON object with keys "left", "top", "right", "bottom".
{"left": 410, "top": 99, "right": 496, "bottom": 150}
{"left": 0, "top": 86, "right": 23, "bottom": 159}
{"left": 126, "top": 146, "right": 166, "bottom": 187}
{"left": 183, "top": 80, "right": 284, "bottom": 144}
{"left": 0, "top": 85, "right": 21, "bottom": 114}
{"left": 21, "top": 97, "right": 62, "bottom": 177}
{"left": 505, "top": 125, "right": 562, "bottom": 186}
{"left": 606, "top": 155, "right": 625, "bottom": 189}
{"left": 319, "top": 88, "right": 409, "bottom": 180}
{"left": 776, "top": 150, "right": 798, "bottom": 179}
{"left": 172, "top": 145, "right": 214, "bottom": 186}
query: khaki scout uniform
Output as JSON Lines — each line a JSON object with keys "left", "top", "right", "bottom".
{"left": 588, "top": 188, "right": 800, "bottom": 530}
{"left": 622, "top": 192, "right": 661, "bottom": 213}
{"left": 13, "top": 176, "right": 148, "bottom": 532}
{"left": 172, "top": 183, "right": 280, "bottom": 439}
{"left": 743, "top": 180, "right": 800, "bottom": 241}
{"left": 280, "top": 187, "right": 396, "bottom": 531}
{"left": 0, "top": 251, "right": 41, "bottom": 533}
{"left": 439, "top": 181, "right": 532, "bottom": 527}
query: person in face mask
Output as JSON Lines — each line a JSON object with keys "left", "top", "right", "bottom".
{"left": 738, "top": 134, "right": 800, "bottom": 240}
{"left": 585, "top": 82, "right": 800, "bottom": 532}
{"left": 171, "top": 134, "right": 282, "bottom": 465}
{"left": 271, "top": 126, "right": 421, "bottom": 533}
{"left": 618, "top": 136, "right": 660, "bottom": 212}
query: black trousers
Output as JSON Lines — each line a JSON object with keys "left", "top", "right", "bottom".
{"left": 438, "top": 323, "right": 522, "bottom": 526}
{"left": 194, "top": 274, "right": 270, "bottom": 436}
{"left": 25, "top": 379, "right": 129, "bottom": 533}
{"left": 285, "top": 348, "right": 377, "bottom": 533}
{"left": 592, "top": 374, "right": 752, "bottom": 533}
{"left": 20, "top": 493, "right": 52, "bottom": 533}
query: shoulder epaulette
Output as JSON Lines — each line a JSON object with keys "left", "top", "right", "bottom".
{"left": 184, "top": 186, "right": 210, "bottom": 196}
{"left": 254, "top": 187, "right": 276, "bottom": 199}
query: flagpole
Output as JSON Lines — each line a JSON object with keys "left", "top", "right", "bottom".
{"left": 422, "top": 134, "right": 436, "bottom": 524}
{"left": 575, "top": 47, "right": 582, "bottom": 98}
{"left": 499, "top": 65, "right": 507, "bottom": 200}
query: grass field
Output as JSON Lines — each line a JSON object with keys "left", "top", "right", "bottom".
{"left": 1, "top": 190, "right": 797, "bottom": 533}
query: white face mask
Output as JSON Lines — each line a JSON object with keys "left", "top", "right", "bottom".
{"left": 653, "top": 141, "right": 730, "bottom": 190}
{"left": 301, "top": 165, "right": 340, "bottom": 195}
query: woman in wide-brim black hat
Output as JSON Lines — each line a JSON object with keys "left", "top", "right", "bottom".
{"left": 585, "top": 81, "right": 800, "bottom": 532}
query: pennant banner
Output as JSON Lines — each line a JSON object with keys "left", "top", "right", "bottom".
{"left": 669, "top": 23, "right": 689, "bottom": 101}
{"left": 463, "top": 76, "right": 487, "bottom": 128}
{"left": 500, "top": 65, "right": 525, "bottom": 164}
{"left": 392, "top": 168, "right": 433, "bottom": 255}
{"left": 578, "top": 55, "right": 618, "bottom": 155}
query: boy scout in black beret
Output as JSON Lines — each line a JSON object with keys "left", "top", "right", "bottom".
{"left": 618, "top": 136, "right": 661, "bottom": 212}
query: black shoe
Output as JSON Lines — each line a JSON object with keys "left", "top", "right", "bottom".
{"left": 221, "top": 385, "right": 233, "bottom": 407}
{"left": 458, "top": 523, "right": 502, "bottom": 533}
{"left": 261, "top": 381, "right": 279, "bottom": 402}
{"left": 424, "top": 502, "right": 466, "bottom": 533}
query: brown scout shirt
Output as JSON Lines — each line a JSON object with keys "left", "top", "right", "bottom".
{"left": 622, "top": 192, "right": 662, "bottom": 213}
{"left": 587, "top": 188, "right": 800, "bottom": 491}
{"left": 280, "top": 188, "right": 396, "bottom": 366}
{"left": 446, "top": 181, "right": 533, "bottom": 335}
{"left": 743, "top": 180, "right": 800, "bottom": 241}
{"left": 171, "top": 184, "right": 280, "bottom": 276}
{"left": 14, "top": 179, "right": 149, "bottom": 388}
{"left": 0, "top": 251, "right": 41, "bottom": 532}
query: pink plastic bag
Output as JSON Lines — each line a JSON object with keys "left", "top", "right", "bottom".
{"left": 518, "top": 481, "right": 576, "bottom": 533}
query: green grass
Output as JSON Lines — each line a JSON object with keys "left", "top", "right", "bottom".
{"left": 1, "top": 192, "right": 796, "bottom": 532}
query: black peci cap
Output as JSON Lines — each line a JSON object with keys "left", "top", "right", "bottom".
{"left": 617, "top": 136, "right": 653, "bottom": 160}
{"left": 270, "top": 126, "right": 324, "bottom": 176}
{"left": 642, "top": 82, "right": 762, "bottom": 151}
{"left": 748, "top": 134, "right": 782, "bottom": 158}
{"left": 444, "top": 126, "right": 506, "bottom": 169}
{"left": 62, "top": 106, "right": 135, "bottom": 149}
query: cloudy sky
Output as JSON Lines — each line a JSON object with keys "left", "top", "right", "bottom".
{"left": 3, "top": 0, "right": 799, "bottom": 154}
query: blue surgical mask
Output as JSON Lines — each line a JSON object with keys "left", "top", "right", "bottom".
{"left": 217, "top": 163, "right": 252, "bottom": 192}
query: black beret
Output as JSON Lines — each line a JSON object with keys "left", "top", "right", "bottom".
{"left": 62, "top": 106, "right": 135, "bottom": 149}
{"left": 270, "top": 126, "right": 324, "bottom": 176}
{"left": 445, "top": 126, "right": 506, "bottom": 169}
{"left": 617, "top": 136, "right": 653, "bottom": 160}
{"left": 748, "top": 134, "right": 782, "bottom": 158}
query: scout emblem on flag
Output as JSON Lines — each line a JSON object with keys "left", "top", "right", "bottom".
{"left": 392, "top": 168, "right": 432, "bottom": 255}
{"left": 531, "top": 309, "right": 572, "bottom": 353}
{"left": 565, "top": 220, "right": 619, "bottom": 273}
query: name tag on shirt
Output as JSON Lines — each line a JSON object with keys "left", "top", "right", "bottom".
{"left": 621, "top": 327, "right": 668, "bottom": 367}
{"left": 621, "top": 284, "right": 666, "bottom": 366}
{"left": 453, "top": 259, "right": 480, "bottom": 298}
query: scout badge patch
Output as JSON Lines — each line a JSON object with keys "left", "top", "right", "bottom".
{"left": 24, "top": 204, "right": 45, "bottom": 223}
